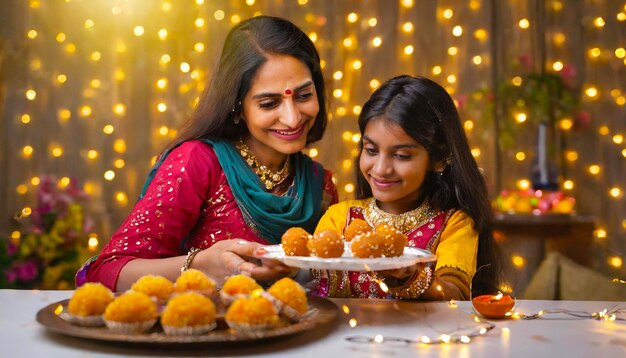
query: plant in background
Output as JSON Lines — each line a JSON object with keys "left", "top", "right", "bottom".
{"left": 0, "top": 176, "right": 95, "bottom": 289}
{"left": 501, "top": 71, "right": 581, "bottom": 190}
{"left": 458, "top": 55, "right": 590, "bottom": 192}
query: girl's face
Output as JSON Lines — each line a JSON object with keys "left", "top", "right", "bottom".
{"left": 241, "top": 54, "right": 319, "bottom": 168}
{"left": 360, "top": 117, "right": 438, "bottom": 214}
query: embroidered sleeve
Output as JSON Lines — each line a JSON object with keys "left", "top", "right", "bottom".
{"left": 436, "top": 266, "right": 472, "bottom": 300}
{"left": 86, "top": 141, "right": 217, "bottom": 290}
{"left": 386, "top": 264, "right": 434, "bottom": 299}
{"left": 434, "top": 210, "right": 478, "bottom": 284}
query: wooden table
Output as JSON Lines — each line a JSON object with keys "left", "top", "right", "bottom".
{"left": 1, "top": 289, "right": 624, "bottom": 357}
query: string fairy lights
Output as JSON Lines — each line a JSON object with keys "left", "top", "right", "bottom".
{"left": 516, "top": 307, "right": 626, "bottom": 322}
{"left": 1, "top": 1, "right": 624, "bottom": 282}
{"left": 341, "top": 298, "right": 495, "bottom": 345}
{"left": 342, "top": 296, "right": 625, "bottom": 347}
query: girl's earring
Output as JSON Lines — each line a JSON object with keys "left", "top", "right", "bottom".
{"left": 233, "top": 116, "right": 240, "bottom": 125}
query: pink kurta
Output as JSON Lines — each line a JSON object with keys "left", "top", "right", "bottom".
{"left": 84, "top": 140, "right": 337, "bottom": 290}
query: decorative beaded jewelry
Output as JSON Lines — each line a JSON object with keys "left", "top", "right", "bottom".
{"left": 386, "top": 264, "right": 434, "bottom": 299}
{"left": 181, "top": 247, "right": 202, "bottom": 272}
{"left": 236, "top": 139, "right": 291, "bottom": 190}
{"left": 362, "top": 198, "right": 436, "bottom": 234}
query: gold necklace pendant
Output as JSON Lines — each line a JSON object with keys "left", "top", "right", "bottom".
{"left": 236, "top": 140, "right": 291, "bottom": 191}
{"left": 362, "top": 198, "right": 436, "bottom": 234}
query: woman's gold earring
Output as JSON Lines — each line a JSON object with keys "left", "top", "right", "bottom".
{"left": 231, "top": 101, "right": 242, "bottom": 124}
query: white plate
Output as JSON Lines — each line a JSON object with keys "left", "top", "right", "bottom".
{"left": 256, "top": 243, "right": 436, "bottom": 271}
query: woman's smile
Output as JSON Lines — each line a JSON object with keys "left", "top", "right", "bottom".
{"left": 268, "top": 121, "right": 309, "bottom": 140}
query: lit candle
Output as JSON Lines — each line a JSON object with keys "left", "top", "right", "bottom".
{"left": 472, "top": 292, "right": 516, "bottom": 319}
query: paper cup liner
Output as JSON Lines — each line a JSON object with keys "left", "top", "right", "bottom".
{"left": 260, "top": 291, "right": 283, "bottom": 311}
{"left": 225, "top": 321, "right": 278, "bottom": 338}
{"left": 59, "top": 312, "right": 105, "bottom": 327}
{"left": 152, "top": 294, "right": 172, "bottom": 306}
{"left": 162, "top": 321, "right": 217, "bottom": 336}
{"left": 219, "top": 291, "right": 248, "bottom": 306}
{"left": 280, "top": 304, "right": 312, "bottom": 322}
{"left": 262, "top": 291, "right": 310, "bottom": 322}
{"left": 104, "top": 318, "right": 157, "bottom": 334}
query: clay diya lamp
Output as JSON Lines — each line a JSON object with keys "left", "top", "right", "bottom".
{"left": 472, "top": 292, "right": 515, "bottom": 319}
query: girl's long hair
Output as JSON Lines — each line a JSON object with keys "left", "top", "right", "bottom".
{"left": 355, "top": 75, "right": 505, "bottom": 296}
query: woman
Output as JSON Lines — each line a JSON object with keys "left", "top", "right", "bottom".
{"left": 313, "top": 76, "right": 504, "bottom": 300}
{"left": 77, "top": 16, "right": 338, "bottom": 292}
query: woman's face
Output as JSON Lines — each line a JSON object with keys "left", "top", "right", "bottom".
{"left": 241, "top": 54, "right": 319, "bottom": 167}
{"left": 359, "top": 117, "right": 437, "bottom": 214}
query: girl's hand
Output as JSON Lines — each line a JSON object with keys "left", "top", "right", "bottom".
{"left": 192, "top": 239, "right": 292, "bottom": 285}
{"left": 377, "top": 263, "right": 425, "bottom": 286}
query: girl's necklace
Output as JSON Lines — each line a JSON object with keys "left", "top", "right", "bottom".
{"left": 362, "top": 198, "right": 435, "bottom": 234}
{"left": 236, "top": 140, "right": 291, "bottom": 190}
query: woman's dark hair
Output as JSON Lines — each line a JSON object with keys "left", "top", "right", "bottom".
{"left": 168, "top": 16, "right": 327, "bottom": 149}
{"left": 355, "top": 75, "right": 505, "bottom": 297}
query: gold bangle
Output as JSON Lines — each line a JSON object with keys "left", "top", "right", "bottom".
{"left": 387, "top": 264, "right": 434, "bottom": 299}
{"left": 181, "top": 248, "right": 202, "bottom": 272}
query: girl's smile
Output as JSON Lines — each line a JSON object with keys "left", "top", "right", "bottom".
{"left": 360, "top": 117, "right": 439, "bottom": 214}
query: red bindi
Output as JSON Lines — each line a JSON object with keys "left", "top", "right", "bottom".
{"left": 284, "top": 88, "right": 293, "bottom": 96}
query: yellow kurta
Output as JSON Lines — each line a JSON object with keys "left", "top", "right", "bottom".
{"left": 314, "top": 199, "right": 478, "bottom": 299}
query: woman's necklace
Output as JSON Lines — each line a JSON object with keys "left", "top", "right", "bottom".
{"left": 362, "top": 198, "right": 435, "bottom": 234}
{"left": 236, "top": 140, "right": 291, "bottom": 190}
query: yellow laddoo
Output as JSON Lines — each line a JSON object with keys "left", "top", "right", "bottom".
{"left": 161, "top": 292, "right": 217, "bottom": 335}
{"left": 61, "top": 282, "right": 114, "bottom": 327}
{"left": 174, "top": 268, "right": 216, "bottom": 295}
{"left": 225, "top": 295, "right": 279, "bottom": 332}
{"left": 267, "top": 278, "right": 308, "bottom": 321}
{"left": 281, "top": 227, "right": 311, "bottom": 256}
{"left": 375, "top": 224, "right": 407, "bottom": 257}
{"left": 103, "top": 291, "right": 158, "bottom": 333}
{"left": 220, "top": 274, "right": 263, "bottom": 305}
{"left": 68, "top": 282, "right": 114, "bottom": 317}
{"left": 350, "top": 231, "right": 385, "bottom": 258}
{"left": 131, "top": 275, "right": 174, "bottom": 303}
{"left": 344, "top": 218, "right": 372, "bottom": 242}
{"left": 307, "top": 229, "right": 344, "bottom": 258}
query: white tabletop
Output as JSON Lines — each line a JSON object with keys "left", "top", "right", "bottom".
{"left": 1, "top": 289, "right": 624, "bottom": 357}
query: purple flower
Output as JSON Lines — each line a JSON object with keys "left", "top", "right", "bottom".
{"left": 6, "top": 175, "right": 94, "bottom": 288}
{"left": 17, "top": 260, "right": 39, "bottom": 281}
{"left": 6, "top": 269, "right": 17, "bottom": 284}
{"left": 66, "top": 178, "right": 88, "bottom": 200}
{"left": 6, "top": 241, "right": 17, "bottom": 256}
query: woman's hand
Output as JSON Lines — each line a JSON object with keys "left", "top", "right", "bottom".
{"left": 192, "top": 239, "right": 292, "bottom": 285}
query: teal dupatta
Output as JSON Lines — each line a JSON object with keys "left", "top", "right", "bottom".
{"left": 140, "top": 139, "right": 324, "bottom": 244}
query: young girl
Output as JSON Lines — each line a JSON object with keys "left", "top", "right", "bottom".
{"left": 313, "top": 75, "right": 503, "bottom": 300}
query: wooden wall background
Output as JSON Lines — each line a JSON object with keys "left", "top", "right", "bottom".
{"left": 1, "top": 0, "right": 624, "bottom": 282}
